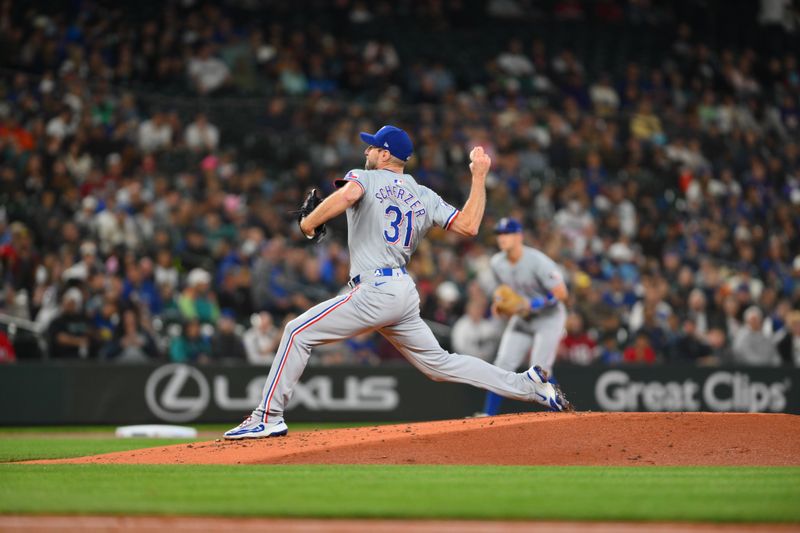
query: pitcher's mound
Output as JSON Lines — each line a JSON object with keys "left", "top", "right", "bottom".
{"left": 36, "top": 412, "right": 800, "bottom": 466}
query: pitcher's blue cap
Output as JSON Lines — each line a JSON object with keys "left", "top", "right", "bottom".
{"left": 360, "top": 125, "right": 413, "bottom": 161}
{"left": 494, "top": 217, "right": 523, "bottom": 234}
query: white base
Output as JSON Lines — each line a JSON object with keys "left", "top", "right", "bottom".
{"left": 115, "top": 425, "right": 198, "bottom": 439}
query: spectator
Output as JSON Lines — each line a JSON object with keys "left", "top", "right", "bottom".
{"left": 629, "top": 98, "right": 663, "bottom": 143}
{"left": 343, "top": 332, "right": 382, "bottom": 366}
{"left": 590, "top": 73, "right": 620, "bottom": 117}
{"left": 451, "top": 298, "right": 499, "bottom": 362}
{"left": 92, "top": 298, "right": 119, "bottom": 359}
{"left": 188, "top": 44, "right": 231, "bottom": 95}
{"left": 45, "top": 107, "right": 76, "bottom": 140}
{"left": 169, "top": 319, "right": 212, "bottom": 364}
{"left": 623, "top": 332, "right": 657, "bottom": 364}
{"left": 48, "top": 288, "right": 91, "bottom": 359}
{"left": 211, "top": 313, "right": 247, "bottom": 362}
{"left": 558, "top": 312, "right": 598, "bottom": 365}
{"left": 178, "top": 268, "right": 220, "bottom": 324}
{"left": 422, "top": 281, "right": 462, "bottom": 327}
{"left": 777, "top": 311, "right": 800, "bottom": 366}
{"left": 123, "top": 263, "right": 161, "bottom": 316}
{"left": 496, "top": 39, "right": 535, "bottom": 78}
{"left": 668, "top": 319, "right": 715, "bottom": 364}
{"left": 0, "top": 330, "right": 16, "bottom": 363}
{"left": 597, "top": 334, "right": 623, "bottom": 364}
{"left": 1, "top": 2, "right": 798, "bottom": 369}
{"left": 154, "top": 249, "right": 179, "bottom": 289}
{"left": 243, "top": 311, "right": 280, "bottom": 365}
{"left": 184, "top": 113, "right": 220, "bottom": 153}
{"left": 63, "top": 241, "right": 101, "bottom": 283}
{"left": 108, "top": 308, "right": 159, "bottom": 362}
{"left": 732, "top": 306, "right": 781, "bottom": 366}
{"left": 137, "top": 112, "right": 173, "bottom": 153}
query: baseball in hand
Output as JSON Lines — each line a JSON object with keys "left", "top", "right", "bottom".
{"left": 469, "top": 146, "right": 491, "bottom": 177}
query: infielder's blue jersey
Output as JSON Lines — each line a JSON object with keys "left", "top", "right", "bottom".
{"left": 336, "top": 168, "right": 459, "bottom": 277}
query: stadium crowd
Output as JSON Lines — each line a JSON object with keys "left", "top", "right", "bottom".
{"left": 0, "top": 0, "right": 799, "bottom": 367}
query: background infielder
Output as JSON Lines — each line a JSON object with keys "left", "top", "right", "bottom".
{"left": 225, "top": 125, "right": 569, "bottom": 439}
{"left": 479, "top": 217, "right": 570, "bottom": 416}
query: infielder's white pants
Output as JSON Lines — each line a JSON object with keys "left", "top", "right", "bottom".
{"left": 252, "top": 276, "right": 539, "bottom": 422}
{"left": 493, "top": 306, "right": 567, "bottom": 375}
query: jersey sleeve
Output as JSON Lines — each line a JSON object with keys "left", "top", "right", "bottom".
{"left": 534, "top": 255, "right": 565, "bottom": 292}
{"left": 334, "top": 169, "right": 369, "bottom": 193}
{"left": 423, "top": 186, "right": 460, "bottom": 231}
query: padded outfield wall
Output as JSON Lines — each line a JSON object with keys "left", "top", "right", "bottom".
{"left": 0, "top": 363, "right": 796, "bottom": 424}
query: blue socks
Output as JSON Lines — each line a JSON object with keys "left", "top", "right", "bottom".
{"left": 483, "top": 391, "right": 503, "bottom": 416}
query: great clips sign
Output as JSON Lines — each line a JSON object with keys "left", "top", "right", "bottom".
{"left": 590, "top": 369, "right": 793, "bottom": 413}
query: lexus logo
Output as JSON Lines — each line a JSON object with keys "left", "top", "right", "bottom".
{"left": 145, "top": 364, "right": 210, "bottom": 422}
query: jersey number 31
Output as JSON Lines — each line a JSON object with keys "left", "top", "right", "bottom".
{"left": 384, "top": 206, "right": 413, "bottom": 248}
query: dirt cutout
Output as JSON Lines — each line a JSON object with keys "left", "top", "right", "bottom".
{"left": 33, "top": 412, "right": 800, "bottom": 466}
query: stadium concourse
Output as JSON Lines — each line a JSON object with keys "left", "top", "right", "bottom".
{"left": 0, "top": 0, "right": 799, "bottom": 369}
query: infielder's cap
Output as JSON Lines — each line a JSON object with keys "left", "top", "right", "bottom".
{"left": 360, "top": 125, "right": 413, "bottom": 161}
{"left": 494, "top": 217, "right": 522, "bottom": 234}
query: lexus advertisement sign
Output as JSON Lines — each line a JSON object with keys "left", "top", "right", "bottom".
{"left": 144, "top": 364, "right": 400, "bottom": 423}
{"left": 0, "top": 363, "right": 796, "bottom": 424}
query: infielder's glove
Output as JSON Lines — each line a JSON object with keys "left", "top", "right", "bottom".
{"left": 493, "top": 284, "right": 529, "bottom": 317}
{"left": 296, "top": 188, "right": 326, "bottom": 242}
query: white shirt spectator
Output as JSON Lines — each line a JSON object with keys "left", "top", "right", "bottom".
{"left": 155, "top": 264, "right": 179, "bottom": 289}
{"left": 188, "top": 48, "right": 230, "bottom": 94}
{"left": 590, "top": 81, "right": 620, "bottom": 113}
{"left": 496, "top": 40, "right": 534, "bottom": 77}
{"left": 451, "top": 301, "right": 500, "bottom": 361}
{"left": 138, "top": 115, "right": 172, "bottom": 153}
{"left": 46, "top": 112, "right": 75, "bottom": 139}
{"left": 185, "top": 115, "right": 220, "bottom": 152}
{"left": 93, "top": 208, "right": 140, "bottom": 254}
{"left": 243, "top": 312, "right": 280, "bottom": 365}
{"left": 497, "top": 52, "right": 534, "bottom": 77}
{"left": 733, "top": 307, "right": 781, "bottom": 366}
{"left": 554, "top": 201, "right": 594, "bottom": 258}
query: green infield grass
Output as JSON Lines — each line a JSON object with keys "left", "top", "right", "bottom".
{"left": 1, "top": 428, "right": 798, "bottom": 523}
{"left": 0, "top": 423, "right": 382, "bottom": 462}
{"left": 1, "top": 464, "right": 798, "bottom": 522}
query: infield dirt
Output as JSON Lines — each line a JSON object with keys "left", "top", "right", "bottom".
{"left": 32, "top": 412, "right": 800, "bottom": 466}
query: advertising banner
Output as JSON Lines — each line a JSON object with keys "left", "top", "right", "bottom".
{"left": 0, "top": 363, "right": 796, "bottom": 425}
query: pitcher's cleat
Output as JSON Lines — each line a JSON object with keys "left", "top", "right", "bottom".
{"left": 526, "top": 366, "right": 575, "bottom": 412}
{"left": 223, "top": 416, "right": 288, "bottom": 440}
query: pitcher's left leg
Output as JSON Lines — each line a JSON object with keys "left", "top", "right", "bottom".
{"left": 225, "top": 287, "right": 370, "bottom": 439}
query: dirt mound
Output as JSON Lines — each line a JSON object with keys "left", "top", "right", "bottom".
{"left": 34, "top": 412, "right": 800, "bottom": 466}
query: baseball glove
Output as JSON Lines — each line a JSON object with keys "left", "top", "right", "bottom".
{"left": 296, "top": 189, "right": 326, "bottom": 242}
{"left": 493, "top": 284, "right": 529, "bottom": 317}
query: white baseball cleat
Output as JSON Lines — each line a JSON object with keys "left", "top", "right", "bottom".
{"left": 525, "top": 366, "right": 573, "bottom": 412}
{"left": 223, "top": 415, "right": 288, "bottom": 440}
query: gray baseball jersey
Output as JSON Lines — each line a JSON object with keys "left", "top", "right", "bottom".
{"left": 248, "top": 168, "right": 548, "bottom": 424}
{"left": 338, "top": 168, "right": 459, "bottom": 277}
{"left": 490, "top": 246, "right": 567, "bottom": 374}
{"left": 490, "top": 247, "right": 564, "bottom": 299}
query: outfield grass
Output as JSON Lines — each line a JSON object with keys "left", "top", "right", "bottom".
{"left": 1, "top": 464, "right": 798, "bottom": 522}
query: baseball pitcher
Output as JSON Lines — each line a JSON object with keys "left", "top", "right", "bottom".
{"left": 479, "top": 217, "right": 569, "bottom": 416}
{"left": 225, "top": 125, "right": 570, "bottom": 439}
